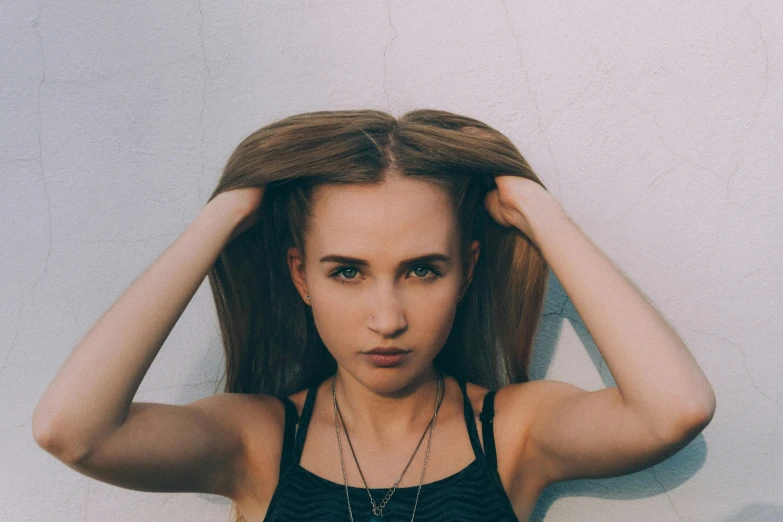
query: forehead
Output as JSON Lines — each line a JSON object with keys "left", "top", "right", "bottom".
{"left": 306, "top": 176, "right": 458, "bottom": 259}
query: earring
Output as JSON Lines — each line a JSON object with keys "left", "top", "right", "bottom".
{"left": 306, "top": 295, "right": 311, "bottom": 301}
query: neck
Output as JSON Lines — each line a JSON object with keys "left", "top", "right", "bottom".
{"left": 332, "top": 366, "right": 443, "bottom": 441}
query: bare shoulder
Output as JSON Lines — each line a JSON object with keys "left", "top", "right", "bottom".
{"left": 468, "top": 380, "right": 562, "bottom": 496}
{"left": 225, "top": 388, "right": 309, "bottom": 509}
{"left": 462, "top": 379, "right": 538, "bottom": 441}
{"left": 231, "top": 386, "right": 309, "bottom": 446}
{"left": 212, "top": 392, "right": 288, "bottom": 503}
{"left": 462, "top": 380, "right": 537, "bottom": 457}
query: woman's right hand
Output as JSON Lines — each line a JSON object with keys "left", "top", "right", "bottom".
{"left": 212, "top": 187, "right": 266, "bottom": 243}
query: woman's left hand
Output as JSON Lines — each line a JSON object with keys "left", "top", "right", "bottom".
{"left": 483, "top": 175, "right": 566, "bottom": 245}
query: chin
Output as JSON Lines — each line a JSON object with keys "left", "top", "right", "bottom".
{"left": 356, "top": 363, "right": 435, "bottom": 394}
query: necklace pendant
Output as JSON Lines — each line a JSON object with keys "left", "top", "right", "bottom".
{"left": 367, "top": 515, "right": 385, "bottom": 522}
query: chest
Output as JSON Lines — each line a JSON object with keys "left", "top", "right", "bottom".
{"left": 261, "top": 463, "right": 522, "bottom": 521}
{"left": 237, "top": 411, "right": 541, "bottom": 522}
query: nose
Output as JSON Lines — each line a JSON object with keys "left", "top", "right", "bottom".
{"left": 367, "top": 284, "right": 408, "bottom": 337}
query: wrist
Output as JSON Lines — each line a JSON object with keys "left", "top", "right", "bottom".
{"left": 198, "top": 194, "right": 249, "bottom": 238}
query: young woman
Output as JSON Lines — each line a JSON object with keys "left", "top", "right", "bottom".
{"left": 32, "top": 109, "right": 716, "bottom": 522}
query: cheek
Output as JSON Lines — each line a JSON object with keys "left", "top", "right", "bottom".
{"left": 307, "top": 281, "right": 361, "bottom": 352}
{"left": 421, "top": 297, "right": 459, "bottom": 349}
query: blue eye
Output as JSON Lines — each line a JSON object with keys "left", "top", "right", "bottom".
{"left": 412, "top": 266, "right": 431, "bottom": 277}
{"left": 328, "top": 264, "right": 442, "bottom": 283}
{"left": 337, "top": 267, "right": 358, "bottom": 279}
{"left": 411, "top": 265, "right": 443, "bottom": 280}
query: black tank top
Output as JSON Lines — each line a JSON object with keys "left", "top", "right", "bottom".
{"left": 262, "top": 376, "right": 520, "bottom": 521}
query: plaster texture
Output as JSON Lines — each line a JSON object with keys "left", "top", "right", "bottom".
{"left": 2, "top": 1, "right": 781, "bottom": 521}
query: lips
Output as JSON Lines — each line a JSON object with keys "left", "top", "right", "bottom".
{"left": 362, "top": 349, "right": 410, "bottom": 367}
{"left": 365, "top": 347, "right": 409, "bottom": 354}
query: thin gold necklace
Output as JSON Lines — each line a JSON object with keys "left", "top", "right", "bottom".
{"left": 331, "top": 370, "right": 443, "bottom": 522}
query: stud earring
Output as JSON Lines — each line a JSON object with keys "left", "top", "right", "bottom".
{"left": 306, "top": 295, "right": 311, "bottom": 301}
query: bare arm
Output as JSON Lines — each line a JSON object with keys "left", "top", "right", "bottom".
{"left": 485, "top": 176, "right": 716, "bottom": 484}
{"left": 32, "top": 188, "right": 270, "bottom": 498}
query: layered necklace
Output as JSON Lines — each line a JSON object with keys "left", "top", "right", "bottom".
{"left": 331, "top": 370, "right": 444, "bottom": 522}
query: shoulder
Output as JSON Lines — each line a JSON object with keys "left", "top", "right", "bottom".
{"left": 227, "top": 386, "right": 311, "bottom": 435}
{"left": 211, "top": 391, "right": 308, "bottom": 504}
{"left": 470, "top": 380, "right": 567, "bottom": 493}
{"left": 462, "top": 378, "right": 540, "bottom": 429}
{"left": 234, "top": 388, "right": 313, "bottom": 454}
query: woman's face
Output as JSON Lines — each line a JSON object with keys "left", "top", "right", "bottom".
{"left": 287, "top": 174, "right": 479, "bottom": 393}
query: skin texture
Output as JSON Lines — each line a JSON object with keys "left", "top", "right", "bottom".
{"left": 286, "top": 172, "right": 480, "bottom": 436}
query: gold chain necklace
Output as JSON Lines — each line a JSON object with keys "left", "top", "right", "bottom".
{"left": 331, "top": 370, "right": 443, "bottom": 522}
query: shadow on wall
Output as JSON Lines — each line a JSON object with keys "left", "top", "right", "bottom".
{"left": 529, "top": 271, "right": 711, "bottom": 522}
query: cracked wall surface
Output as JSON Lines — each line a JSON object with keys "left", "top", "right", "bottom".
{"left": 2, "top": 0, "right": 781, "bottom": 520}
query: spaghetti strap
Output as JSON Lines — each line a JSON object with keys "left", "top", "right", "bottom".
{"left": 291, "top": 382, "right": 319, "bottom": 465}
{"left": 479, "top": 390, "right": 498, "bottom": 472}
{"left": 278, "top": 397, "right": 299, "bottom": 476}
{"left": 458, "top": 377, "right": 484, "bottom": 460}
{"left": 458, "top": 377, "right": 505, "bottom": 493}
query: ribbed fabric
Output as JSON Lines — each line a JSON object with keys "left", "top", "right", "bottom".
{"left": 263, "top": 376, "right": 519, "bottom": 521}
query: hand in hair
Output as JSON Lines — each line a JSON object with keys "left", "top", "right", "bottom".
{"left": 212, "top": 187, "right": 266, "bottom": 243}
{"left": 483, "top": 175, "right": 564, "bottom": 245}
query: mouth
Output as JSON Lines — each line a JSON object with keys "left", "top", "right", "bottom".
{"left": 362, "top": 347, "right": 411, "bottom": 367}
{"left": 364, "top": 347, "right": 409, "bottom": 355}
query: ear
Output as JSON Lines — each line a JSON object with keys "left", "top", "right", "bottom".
{"left": 286, "top": 246, "right": 310, "bottom": 305}
{"left": 461, "top": 240, "right": 480, "bottom": 298}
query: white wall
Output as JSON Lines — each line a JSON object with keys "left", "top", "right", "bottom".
{"left": 2, "top": 1, "right": 781, "bottom": 520}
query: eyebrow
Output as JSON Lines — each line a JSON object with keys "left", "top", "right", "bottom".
{"left": 319, "top": 253, "right": 451, "bottom": 267}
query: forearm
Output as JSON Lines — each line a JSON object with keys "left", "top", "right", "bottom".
{"left": 514, "top": 188, "right": 716, "bottom": 435}
{"left": 32, "top": 195, "right": 246, "bottom": 459}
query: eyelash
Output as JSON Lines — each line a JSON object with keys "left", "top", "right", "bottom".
{"left": 328, "top": 264, "right": 443, "bottom": 284}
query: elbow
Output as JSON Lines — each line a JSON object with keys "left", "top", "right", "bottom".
{"left": 688, "top": 385, "right": 717, "bottom": 433}
{"left": 659, "top": 393, "right": 717, "bottom": 445}
{"left": 32, "top": 414, "right": 92, "bottom": 465}
{"left": 681, "top": 401, "right": 716, "bottom": 438}
{"left": 32, "top": 407, "right": 56, "bottom": 451}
